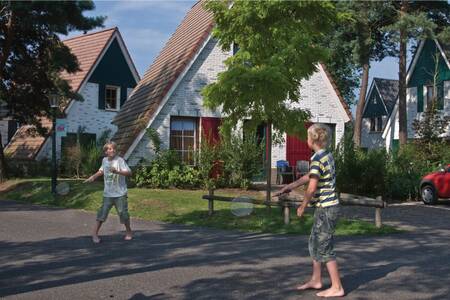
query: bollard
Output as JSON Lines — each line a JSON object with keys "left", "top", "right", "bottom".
{"left": 283, "top": 202, "right": 290, "bottom": 225}
{"left": 375, "top": 196, "right": 382, "bottom": 228}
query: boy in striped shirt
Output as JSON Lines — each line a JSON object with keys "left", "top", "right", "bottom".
{"left": 274, "top": 124, "right": 344, "bottom": 297}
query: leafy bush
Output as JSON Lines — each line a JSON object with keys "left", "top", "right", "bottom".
{"left": 5, "top": 158, "right": 52, "bottom": 178}
{"left": 60, "top": 129, "right": 111, "bottom": 178}
{"left": 132, "top": 126, "right": 264, "bottom": 189}
{"left": 334, "top": 131, "right": 386, "bottom": 197}
{"left": 335, "top": 126, "right": 449, "bottom": 201}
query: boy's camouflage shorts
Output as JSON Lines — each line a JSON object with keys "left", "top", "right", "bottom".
{"left": 309, "top": 205, "right": 339, "bottom": 263}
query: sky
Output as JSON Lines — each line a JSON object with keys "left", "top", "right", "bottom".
{"left": 66, "top": 0, "right": 401, "bottom": 108}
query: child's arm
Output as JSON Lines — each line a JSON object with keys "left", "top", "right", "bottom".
{"left": 273, "top": 173, "right": 310, "bottom": 197}
{"left": 296, "top": 176, "right": 318, "bottom": 218}
{"left": 110, "top": 158, "right": 132, "bottom": 177}
{"left": 84, "top": 170, "right": 104, "bottom": 183}
{"left": 110, "top": 168, "right": 132, "bottom": 177}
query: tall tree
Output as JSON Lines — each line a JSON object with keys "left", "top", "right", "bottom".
{"left": 202, "top": 0, "right": 338, "bottom": 202}
{"left": 0, "top": 1, "right": 104, "bottom": 181}
{"left": 324, "top": 1, "right": 397, "bottom": 147}
{"left": 385, "top": 1, "right": 450, "bottom": 146}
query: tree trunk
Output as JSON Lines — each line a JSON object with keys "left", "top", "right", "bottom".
{"left": 353, "top": 63, "right": 370, "bottom": 147}
{"left": 265, "top": 121, "right": 272, "bottom": 207}
{"left": 0, "top": 132, "right": 8, "bottom": 182}
{"left": 398, "top": 0, "right": 408, "bottom": 146}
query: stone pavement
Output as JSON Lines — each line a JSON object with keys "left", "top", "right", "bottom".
{"left": 1, "top": 200, "right": 450, "bottom": 299}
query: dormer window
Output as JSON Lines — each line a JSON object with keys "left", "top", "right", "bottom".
{"left": 105, "top": 85, "right": 120, "bottom": 111}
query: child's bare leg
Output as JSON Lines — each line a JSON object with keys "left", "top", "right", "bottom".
{"left": 316, "top": 260, "right": 344, "bottom": 297}
{"left": 92, "top": 221, "right": 103, "bottom": 243}
{"left": 297, "top": 259, "right": 323, "bottom": 290}
{"left": 124, "top": 219, "right": 132, "bottom": 240}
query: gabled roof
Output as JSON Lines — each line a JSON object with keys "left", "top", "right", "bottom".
{"left": 375, "top": 77, "right": 399, "bottom": 115}
{"left": 5, "top": 27, "right": 135, "bottom": 160}
{"left": 112, "top": 1, "right": 214, "bottom": 157}
{"left": 61, "top": 27, "right": 117, "bottom": 92}
{"left": 4, "top": 119, "right": 52, "bottom": 160}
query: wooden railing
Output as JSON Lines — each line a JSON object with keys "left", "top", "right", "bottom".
{"left": 202, "top": 190, "right": 387, "bottom": 228}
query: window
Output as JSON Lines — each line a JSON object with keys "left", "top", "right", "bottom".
{"left": 377, "top": 116, "right": 382, "bottom": 132}
{"left": 105, "top": 85, "right": 120, "bottom": 111}
{"left": 170, "top": 117, "right": 198, "bottom": 164}
{"left": 370, "top": 118, "right": 376, "bottom": 132}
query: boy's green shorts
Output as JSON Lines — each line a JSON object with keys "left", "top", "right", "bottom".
{"left": 309, "top": 205, "right": 339, "bottom": 263}
{"left": 96, "top": 195, "right": 130, "bottom": 224}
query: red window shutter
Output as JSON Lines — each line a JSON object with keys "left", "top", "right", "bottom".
{"left": 286, "top": 123, "right": 312, "bottom": 167}
{"left": 201, "top": 117, "right": 221, "bottom": 145}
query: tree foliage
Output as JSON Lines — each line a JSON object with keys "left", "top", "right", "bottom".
{"left": 0, "top": 1, "right": 104, "bottom": 181}
{"left": 202, "top": 0, "right": 338, "bottom": 138}
{"left": 0, "top": 1, "right": 104, "bottom": 126}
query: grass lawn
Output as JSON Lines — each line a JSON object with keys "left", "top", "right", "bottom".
{"left": 0, "top": 178, "right": 400, "bottom": 235}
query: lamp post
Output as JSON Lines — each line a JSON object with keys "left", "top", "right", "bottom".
{"left": 49, "top": 93, "right": 58, "bottom": 194}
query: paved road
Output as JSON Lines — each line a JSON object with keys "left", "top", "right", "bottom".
{"left": 1, "top": 200, "right": 450, "bottom": 300}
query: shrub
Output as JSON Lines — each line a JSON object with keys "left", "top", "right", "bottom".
{"left": 334, "top": 131, "right": 386, "bottom": 197}
{"left": 219, "top": 131, "right": 264, "bottom": 189}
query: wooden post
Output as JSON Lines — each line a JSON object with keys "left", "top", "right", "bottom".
{"left": 283, "top": 203, "right": 290, "bottom": 225}
{"left": 208, "top": 188, "right": 214, "bottom": 216}
{"left": 375, "top": 196, "right": 382, "bottom": 228}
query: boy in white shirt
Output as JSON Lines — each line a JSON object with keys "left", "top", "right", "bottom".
{"left": 85, "top": 141, "right": 132, "bottom": 243}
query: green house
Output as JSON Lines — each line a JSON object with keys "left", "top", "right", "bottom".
{"left": 382, "top": 39, "right": 450, "bottom": 150}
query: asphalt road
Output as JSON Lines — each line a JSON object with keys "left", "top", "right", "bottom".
{"left": 1, "top": 200, "right": 450, "bottom": 300}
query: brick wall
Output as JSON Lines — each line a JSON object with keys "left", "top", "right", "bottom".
{"left": 128, "top": 38, "right": 229, "bottom": 165}
{"left": 38, "top": 82, "right": 121, "bottom": 160}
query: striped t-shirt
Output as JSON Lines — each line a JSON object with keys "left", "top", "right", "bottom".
{"left": 309, "top": 149, "right": 339, "bottom": 207}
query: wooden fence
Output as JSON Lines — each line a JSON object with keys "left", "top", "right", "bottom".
{"left": 202, "top": 190, "right": 387, "bottom": 228}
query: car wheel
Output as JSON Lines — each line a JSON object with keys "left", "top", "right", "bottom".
{"left": 421, "top": 184, "right": 437, "bottom": 205}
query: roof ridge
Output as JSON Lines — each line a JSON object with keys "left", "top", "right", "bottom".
{"left": 62, "top": 27, "right": 117, "bottom": 42}
{"left": 373, "top": 77, "right": 398, "bottom": 82}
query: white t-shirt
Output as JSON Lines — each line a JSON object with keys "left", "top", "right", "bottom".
{"left": 99, "top": 156, "right": 131, "bottom": 197}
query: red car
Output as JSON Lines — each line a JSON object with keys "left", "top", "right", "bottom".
{"left": 420, "top": 164, "right": 450, "bottom": 204}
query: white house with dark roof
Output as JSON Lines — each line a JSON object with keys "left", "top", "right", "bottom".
{"left": 382, "top": 39, "right": 450, "bottom": 150}
{"left": 361, "top": 78, "right": 399, "bottom": 150}
{"left": 5, "top": 27, "right": 139, "bottom": 161}
{"left": 112, "top": 1, "right": 352, "bottom": 173}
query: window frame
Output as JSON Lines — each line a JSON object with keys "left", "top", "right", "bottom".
{"left": 169, "top": 116, "right": 199, "bottom": 165}
{"left": 105, "top": 85, "right": 121, "bottom": 111}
